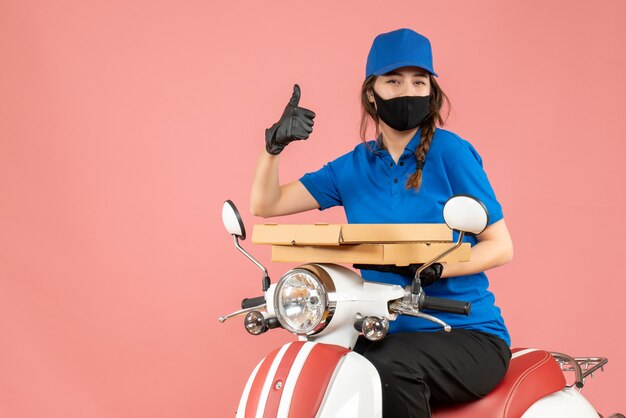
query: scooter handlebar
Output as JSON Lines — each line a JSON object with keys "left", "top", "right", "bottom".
{"left": 421, "top": 296, "right": 471, "bottom": 316}
{"left": 241, "top": 296, "right": 266, "bottom": 309}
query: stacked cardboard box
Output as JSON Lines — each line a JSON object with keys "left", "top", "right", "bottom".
{"left": 252, "top": 223, "right": 470, "bottom": 266}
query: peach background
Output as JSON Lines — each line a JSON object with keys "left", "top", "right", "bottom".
{"left": 1, "top": 0, "right": 625, "bottom": 417}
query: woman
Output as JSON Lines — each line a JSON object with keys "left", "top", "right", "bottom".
{"left": 251, "top": 28, "right": 513, "bottom": 418}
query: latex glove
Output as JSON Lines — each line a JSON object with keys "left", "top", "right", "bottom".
{"left": 265, "top": 84, "right": 316, "bottom": 155}
{"left": 353, "top": 263, "right": 443, "bottom": 286}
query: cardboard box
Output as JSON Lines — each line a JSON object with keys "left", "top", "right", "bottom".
{"left": 252, "top": 223, "right": 453, "bottom": 246}
{"left": 271, "top": 242, "right": 470, "bottom": 266}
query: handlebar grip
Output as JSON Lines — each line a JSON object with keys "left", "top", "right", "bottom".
{"left": 241, "top": 296, "right": 266, "bottom": 309}
{"left": 421, "top": 296, "right": 471, "bottom": 316}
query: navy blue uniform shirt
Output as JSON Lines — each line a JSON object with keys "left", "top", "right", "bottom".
{"left": 299, "top": 128, "right": 510, "bottom": 345}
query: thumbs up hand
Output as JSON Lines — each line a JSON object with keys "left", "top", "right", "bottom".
{"left": 265, "top": 84, "right": 316, "bottom": 155}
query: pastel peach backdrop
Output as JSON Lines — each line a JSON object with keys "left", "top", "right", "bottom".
{"left": 1, "top": 1, "right": 624, "bottom": 417}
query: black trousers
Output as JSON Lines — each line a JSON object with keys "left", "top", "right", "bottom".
{"left": 353, "top": 329, "right": 511, "bottom": 418}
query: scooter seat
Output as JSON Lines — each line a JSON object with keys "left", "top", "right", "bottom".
{"left": 433, "top": 348, "right": 566, "bottom": 418}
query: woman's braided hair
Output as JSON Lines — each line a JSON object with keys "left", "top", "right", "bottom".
{"left": 359, "top": 74, "right": 450, "bottom": 191}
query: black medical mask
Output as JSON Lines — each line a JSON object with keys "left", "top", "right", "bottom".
{"left": 372, "top": 90, "right": 431, "bottom": 132}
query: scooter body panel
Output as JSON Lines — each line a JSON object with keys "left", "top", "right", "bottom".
{"left": 316, "top": 351, "right": 382, "bottom": 418}
{"left": 521, "top": 386, "right": 600, "bottom": 418}
{"left": 236, "top": 341, "right": 358, "bottom": 418}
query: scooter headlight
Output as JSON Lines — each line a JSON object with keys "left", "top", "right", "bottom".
{"left": 274, "top": 266, "right": 335, "bottom": 335}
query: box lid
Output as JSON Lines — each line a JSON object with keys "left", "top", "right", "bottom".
{"left": 252, "top": 223, "right": 452, "bottom": 246}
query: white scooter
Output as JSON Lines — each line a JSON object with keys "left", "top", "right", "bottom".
{"left": 219, "top": 195, "right": 614, "bottom": 418}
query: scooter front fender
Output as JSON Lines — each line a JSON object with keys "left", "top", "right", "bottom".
{"left": 236, "top": 341, "right": 382, "bottom": 418}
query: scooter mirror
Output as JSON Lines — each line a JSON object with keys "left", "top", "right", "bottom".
{"left": 442, "top": 195, "right": 489, "bottom": 235}
{"left": 222, "top": 200, "right": 246, "bottom": 240}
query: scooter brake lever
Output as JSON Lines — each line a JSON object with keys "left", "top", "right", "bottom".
{"left": 389, "top": 301, "right": 452, "bottom": 332}
{"left": 218, "top": 304, "right": 267, "bottom": 323}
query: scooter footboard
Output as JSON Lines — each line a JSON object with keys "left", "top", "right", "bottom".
{"left": 238, "top": 341, "right": 377, "bottom": 418}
